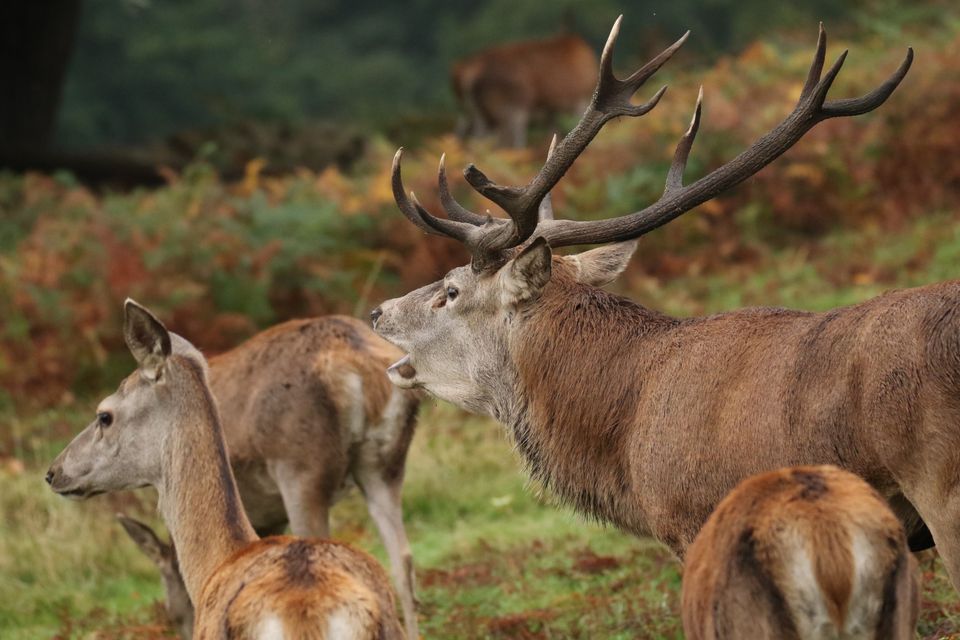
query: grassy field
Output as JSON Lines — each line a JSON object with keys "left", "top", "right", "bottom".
{"left": 5, "top": 207, "right": 960, "bottom": 638}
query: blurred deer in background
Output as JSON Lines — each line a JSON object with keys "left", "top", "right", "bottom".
{"left": 114, "top": 316, "right": 422, "bottom": 639}
{"left": 48, "top": 301, "right": 405, "bottom": 638}
{"left": 451, "top": 33, "right": 598, "bottom": 147}
{"left": 117, "top": 515, "right": 194, "bottom": 640}
{"left": 371, "top": 16, "right": 948, "bottom": 591}
{"left": 682, "top": 465, "right": 918, "bottom": 639}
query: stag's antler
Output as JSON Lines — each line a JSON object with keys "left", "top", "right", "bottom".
{"left": 393, "top": 18, "right": 912, "bottom": 272}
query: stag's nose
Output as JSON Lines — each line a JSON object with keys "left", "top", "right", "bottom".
{"left": 369, "top": 307, "right": 383, "bottom": 326}
{"left": 45, "top": 468, "right": 55, "bottom": 485}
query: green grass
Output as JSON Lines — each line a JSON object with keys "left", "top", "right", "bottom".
{"left": 6, "top": 210, "right": 960, "bottom": 638}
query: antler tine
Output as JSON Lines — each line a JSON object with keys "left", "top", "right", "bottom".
{"left": 392, "top": 148, "right": 440, "bottom": 235}
{"left": 392, "top": 148, "right": 477, "bottom": 241}
{"left": 535, "top": 25, "right": 913, "bottom": 249}
{"left": 799, "top": 23, "right": 827, "bottom": 102}
{"left": 821, "top": 47, "right": 913, "bottom": 117}
{"left": 456, "top": 17, "right": 688, "bottom": 261}
{"left": 664, "top": 86, "right": 703, "bottom": 194}
{"left": 438, "top": 154, "right": 488, "bottom": 226}
{"left": 538, "top": 135, "right": 558, "bottom": 221}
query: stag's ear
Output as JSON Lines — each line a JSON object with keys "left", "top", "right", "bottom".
{"left": 117, "top": 514, "right": 173, "bottom": 565}
{"left": 501, "top": 237, "right": 552, "bottom": 306}
{"left": 124, "top": 299, "right": 171, "bottom": 381}
{"left": 568, "top": 240, "right": 637, "bottom": 287}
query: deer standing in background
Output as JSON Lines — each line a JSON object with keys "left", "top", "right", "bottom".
{"left": 209, "top": 316, "right": 421, "bottom": 639}
{"left": 451, "top": 33, "right": 598, "bottom": 147}
{"left": 682, "top": 465, "right": 919, "bottom": 639}
{"left": 370, "top": 17, "right": 950, "bottom": 591}
{"left": 113, "top": 316, "right": 422, "bottom": 639}
{"left": 48, "top": 300, "right": 405, "bottom": 639}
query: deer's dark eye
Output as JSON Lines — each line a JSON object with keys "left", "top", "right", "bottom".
{"left": 97, "top": 412, "right": 113, "bottom": 428}
{"left": 446, "top": 286, "right": 459, "bottom": 301}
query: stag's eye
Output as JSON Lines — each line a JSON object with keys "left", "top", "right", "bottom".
{"left": 97, "top": 412, "right": 113, "bottom": 428}
{"left": 446, "top": 286, "right": 459, "bottom": 301}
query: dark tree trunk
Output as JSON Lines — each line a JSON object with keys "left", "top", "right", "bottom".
{"left": 0, "top": 0, "right": 82, "bottom": 153}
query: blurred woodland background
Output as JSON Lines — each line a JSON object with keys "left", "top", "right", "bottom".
{"left": 3, "top": 0, "right": 960, "bottom": 637}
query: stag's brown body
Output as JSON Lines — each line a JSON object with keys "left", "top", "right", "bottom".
{"left": 514, "top": 265, "right": 956, "bottom": 554}
{"left": 373, "top": 17, "right": 943, "bottom": 590}
{"left": 682, "top": 465, "right": 918, "bottom": 639}
{"left": 452, "top": 33, "right": 598, "bottom": 147}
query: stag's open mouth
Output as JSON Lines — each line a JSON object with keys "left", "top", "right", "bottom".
{"left": 386, "top": 354, "right": 419, "bottom": 388}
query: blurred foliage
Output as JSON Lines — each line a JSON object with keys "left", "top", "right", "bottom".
{"left": 55, "top": 0, "right": 954, "bottom": 148}
{"left": 4, "top": 17, "right": 960, "bottom": 413}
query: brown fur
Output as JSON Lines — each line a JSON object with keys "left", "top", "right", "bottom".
{"left": 506, "top": 260, "right": 960, "bottom": 565}
{"left": 682, "top": 465, "right": 919, "bottom": 639}
{"left": 451, "top": 33, "right": 598, "bottom": 147}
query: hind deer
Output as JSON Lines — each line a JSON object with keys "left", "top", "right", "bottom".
{"left": 114, "top": 316, "right": 422, "bottom": 639}
{"left": 452, "top": 33, "right": 598, "bottom": 147}
{"left": 369, "top": 17, "right": 950, "bottom": 588}
{"left": 48, "top": 300, "right": 405, "bottom": 639}
{"left": 682, "top": 465, "right": 919, "bottom": 639}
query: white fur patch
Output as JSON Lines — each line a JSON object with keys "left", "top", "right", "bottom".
{"left": 844, "top": 530, "right": 884, "bottom": 637}
{"left": 326, "top": 607, "right": 368, "bottom": 638}
{"left": 255, "top": 613, "right": 285, "bottom": 640}
{"left": 782, "top": 532, "right": 835, "bottom": 639}
{"left": 343, "top": 372, "right": 365, "bottom": 446}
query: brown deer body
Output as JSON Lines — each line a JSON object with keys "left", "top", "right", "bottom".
{"left": 370, "top": 18, "right": 948, "bottom": 589}
{"left": 48, "top": 301, "right": 404, "bottom": 639}
{"left": 452, "top": 33, "right": 598, "bottom": 147}
{"left": 682, "top": 465, "right": 919, "bottom": 639}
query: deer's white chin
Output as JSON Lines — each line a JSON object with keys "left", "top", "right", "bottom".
{"left": 386, "top": 354, "right": 419, "bottom": 388}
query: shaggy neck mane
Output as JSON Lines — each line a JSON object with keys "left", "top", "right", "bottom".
{"left": 157, "top": 355, "right": 257, "bottom": 601}
{"left": 507, "top": 265, "right": 678, "bottom": 529}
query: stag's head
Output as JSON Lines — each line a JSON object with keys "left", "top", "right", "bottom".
{"left": 373, "top": 17, "right": 912, "bottom": 414}
{"left": 46, "top": 300, "right": 208, "bottom": 498}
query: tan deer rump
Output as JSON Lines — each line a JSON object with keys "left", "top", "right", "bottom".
{"left": 681, "top": 465, "right": 918, "bottom": 640}
{"left": 510, "top": 264, "right": 959, "bottom": 551}
{"left": 197, "top": 536, "right": 397, "bottom": 639}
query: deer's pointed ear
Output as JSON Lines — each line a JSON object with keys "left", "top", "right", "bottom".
{"left": 568, "top": 240, "right": 636, "bottom": 287}
{"left": 123, "top": 299, "right": 171, "bottom": 381}
{"left": 501, "top": 237, "right": 552, "bottom": 306}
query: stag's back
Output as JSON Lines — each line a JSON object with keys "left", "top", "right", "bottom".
{"left": 682, "top": 465, "right": 918, "bottom": 640}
